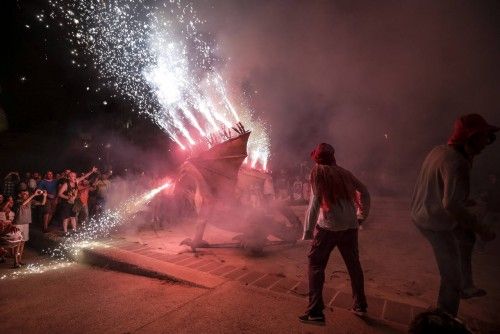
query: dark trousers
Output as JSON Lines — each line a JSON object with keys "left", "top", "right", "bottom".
{"left": 307, "top": 226, "right": 367, "bottom": 315}
{"left": 418, "top": 227, "right": 476, "bottom": 317}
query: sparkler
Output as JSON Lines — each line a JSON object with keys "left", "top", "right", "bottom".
{"left": 41, "top": 0, "right": 270, "bottom": 170}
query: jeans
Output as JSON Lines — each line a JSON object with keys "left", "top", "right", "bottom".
{"left": 418, "top": 227, "right": 475, "bottom": 317}
{"left": 307, "top": 226, "right": 367, "bottom": 315}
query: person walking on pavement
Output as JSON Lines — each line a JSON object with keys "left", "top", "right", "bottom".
{"left": 411, "top": 114, "right": 498, "bottom": 317}
{"left": 299, "top": 143, "right": 370, "bottom": 326}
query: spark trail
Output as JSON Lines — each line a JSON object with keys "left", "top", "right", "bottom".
{"left": 43, "top": 0, "right": 270, "bottom": 168}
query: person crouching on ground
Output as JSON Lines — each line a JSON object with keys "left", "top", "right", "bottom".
{"left": 299, "top": 143, "right": 371, "bottom": 326}
{"left": 14, "top": 190, "right": 47, "bottom": 265}
{"left": 411, "top": 114, "right": 498, "bottom": 318}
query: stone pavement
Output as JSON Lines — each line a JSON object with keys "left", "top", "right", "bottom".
{"left": 84, "top": 237, "right": 495, "bottom": 333}
{"left": 28, "top": 196, "right": 500, "bottom": 333}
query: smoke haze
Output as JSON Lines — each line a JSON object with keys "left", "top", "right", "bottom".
{"left": 198, "top": 0, "right": 500, "bottom": 193}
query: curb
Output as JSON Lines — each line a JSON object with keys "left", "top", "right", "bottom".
{"left": 80, "top": 247, "right": 226, "bottom": 289}
{"left": 28, "top": 229, "right": 225, "bottom": 289}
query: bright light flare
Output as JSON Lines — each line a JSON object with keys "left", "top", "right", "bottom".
{"left": 44, "top": 0, "right": 271, "bottom": 169}
{"left": 143, "top": 180, "right": 172, "bottom": 201}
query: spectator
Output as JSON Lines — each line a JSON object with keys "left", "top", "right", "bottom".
{"left": 93, "top": 172, "right": 111, "bottom": 213}
{"left": 58, "top": 168, "right": 97, "bottom": 234}
{"left": 38, "top": 171, "right": 59, "bottom": 232}
{"left": 14, "top": 190, "right": 47, "bottom": 265}
{"left": 3, "top": 172, "right": 20, "bottom": 198}
{"left": 0, "top": 200, "right": 22, "bottom": 268}
{"left": 292, "top": 176, "right": 303, "bottom": 202}
{"left": 26, "top": 172, "right": 38, "bottom": 193}
{"left": 275, "top": 169, "right": 289, "bottom": 200}
{"left": 262, "top": 173, "right": 275, "bottom": 203}
{"left": 302, "top": 174, "right": 311, "bottom": 202}
{"left": 32, "top": 172, "right": 42, "bottom": 183}
{"left": 75, "top": 178, "right": 92, "bottom": 225}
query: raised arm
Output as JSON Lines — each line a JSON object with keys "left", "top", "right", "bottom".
{"left": 77, "top": 166, "right": 98, "bottom": 183}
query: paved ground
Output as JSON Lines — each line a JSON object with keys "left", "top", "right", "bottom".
{"left": 0, "top": 250, "right": 403, "bottom": 334}
{"left": 4, "top": 196, "right": 498, "bottom": 333}
{"left": 107, "top": 196, "right": 500, "bottom": 332}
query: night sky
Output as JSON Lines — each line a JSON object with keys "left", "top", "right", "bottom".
{"left": 1, "top": 0, "right": 499, "bottom": 192}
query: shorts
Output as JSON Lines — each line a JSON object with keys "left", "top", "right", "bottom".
{"left": 59, "top": 201, "right": 76, "bottom": 220}
{"left": 15, "top": 224, "right": 29, "bottom": 241}
{"left": 43, "top": 198, "right": 58, "bottom": 215}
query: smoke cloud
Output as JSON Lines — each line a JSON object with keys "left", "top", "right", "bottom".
{"left": 196, "top": 0, "right": 500, "bottom": 194}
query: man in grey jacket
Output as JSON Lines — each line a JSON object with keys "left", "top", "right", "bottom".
{"left": 411, "top": 114, "right": 498, "bottom": 317}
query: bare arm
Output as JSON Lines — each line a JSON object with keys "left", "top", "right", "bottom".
{"left": 76, "top": 167, "right": 98, "bottom": 183}
{"left": 58, "top": 183, "right": 69, "bottom": 200}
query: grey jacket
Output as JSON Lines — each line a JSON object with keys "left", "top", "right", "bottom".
{"left": 411, "top": 145, "right": 475, "bottom": 231}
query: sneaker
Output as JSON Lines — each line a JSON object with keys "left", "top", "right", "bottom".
{"left": 461, "top": 287, "right": 487, "bottom": 299}
{"left": 298, "top": 313, "right": 325, "bottom": 326}
{"left": 350, "top": 306, "right": 367, "bottom": 317}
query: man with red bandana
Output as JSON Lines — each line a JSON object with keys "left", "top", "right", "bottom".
{"left": 411, "top": 114, "right": 498, "bottom": 317}
{"left": 299, "top": 143, "right": 370, "bottom": 326}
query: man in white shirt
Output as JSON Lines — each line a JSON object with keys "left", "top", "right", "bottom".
{"left": 299, "top": 143, "right": 370, "bottom": 325}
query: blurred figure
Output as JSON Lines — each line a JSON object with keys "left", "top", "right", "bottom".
{"left": 275, "top": 169, "right": 289, "bottom": 201}
{"left": 3, "top": 172, "right": 20, "bottom": 198}
{"left": 26, "top": 172, "right": 38, "bottom": 193}
{"left": 58, "top": 168, "right": 97, "bottom": 234}
{"left": 14, "top": 190, "right": 47, "bottom": 264}
{"left": 38, "top": 171, "right": 59, "bottom": 232}
{"left": 409, "top": 309, "right": 472, "bottom": 334}
{"left": 302, "top": 174, "right": 311, "bottom": 203}
{"left": 300, "top": 143, "right": 370, "bottom": 326}
{"left": 292, "top": 176, "right": 304, "bottom": 203}
{"left": 75, "top": 178, "right": 92, "bottom": 225}
{"left": 411, "top": 114, "right": 498, "bottom": 317}
{"left": 262, "top": 172, "right": 275, "bottom": 203}
{"left": 0, "top": 198, "right": 22, "bottom": 268}
{"left": 93, "top": 172, "right": 111, "bottom": 214}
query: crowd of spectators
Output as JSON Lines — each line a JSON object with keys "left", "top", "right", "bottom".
{"left": 0, "top": 168, "right": 112, "bottom": 268}
{"left": 272, "top": 161, "right": 312, "bottom": 204}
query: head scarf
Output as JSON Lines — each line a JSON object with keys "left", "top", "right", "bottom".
{"left": 310, "top": 143, "right": 355, "bottom": 210}
{"left": 448, "top": 114, "right": 499, "bottom": 146}
{"left": 310, "top": 143, "right": 336, "bottom": 166}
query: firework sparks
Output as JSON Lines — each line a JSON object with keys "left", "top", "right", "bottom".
{"left": 43, "top": 0, "right": 270, "bottom": 170}
{"left": 1, "top": 180, "right": 172, "bottom": 280}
